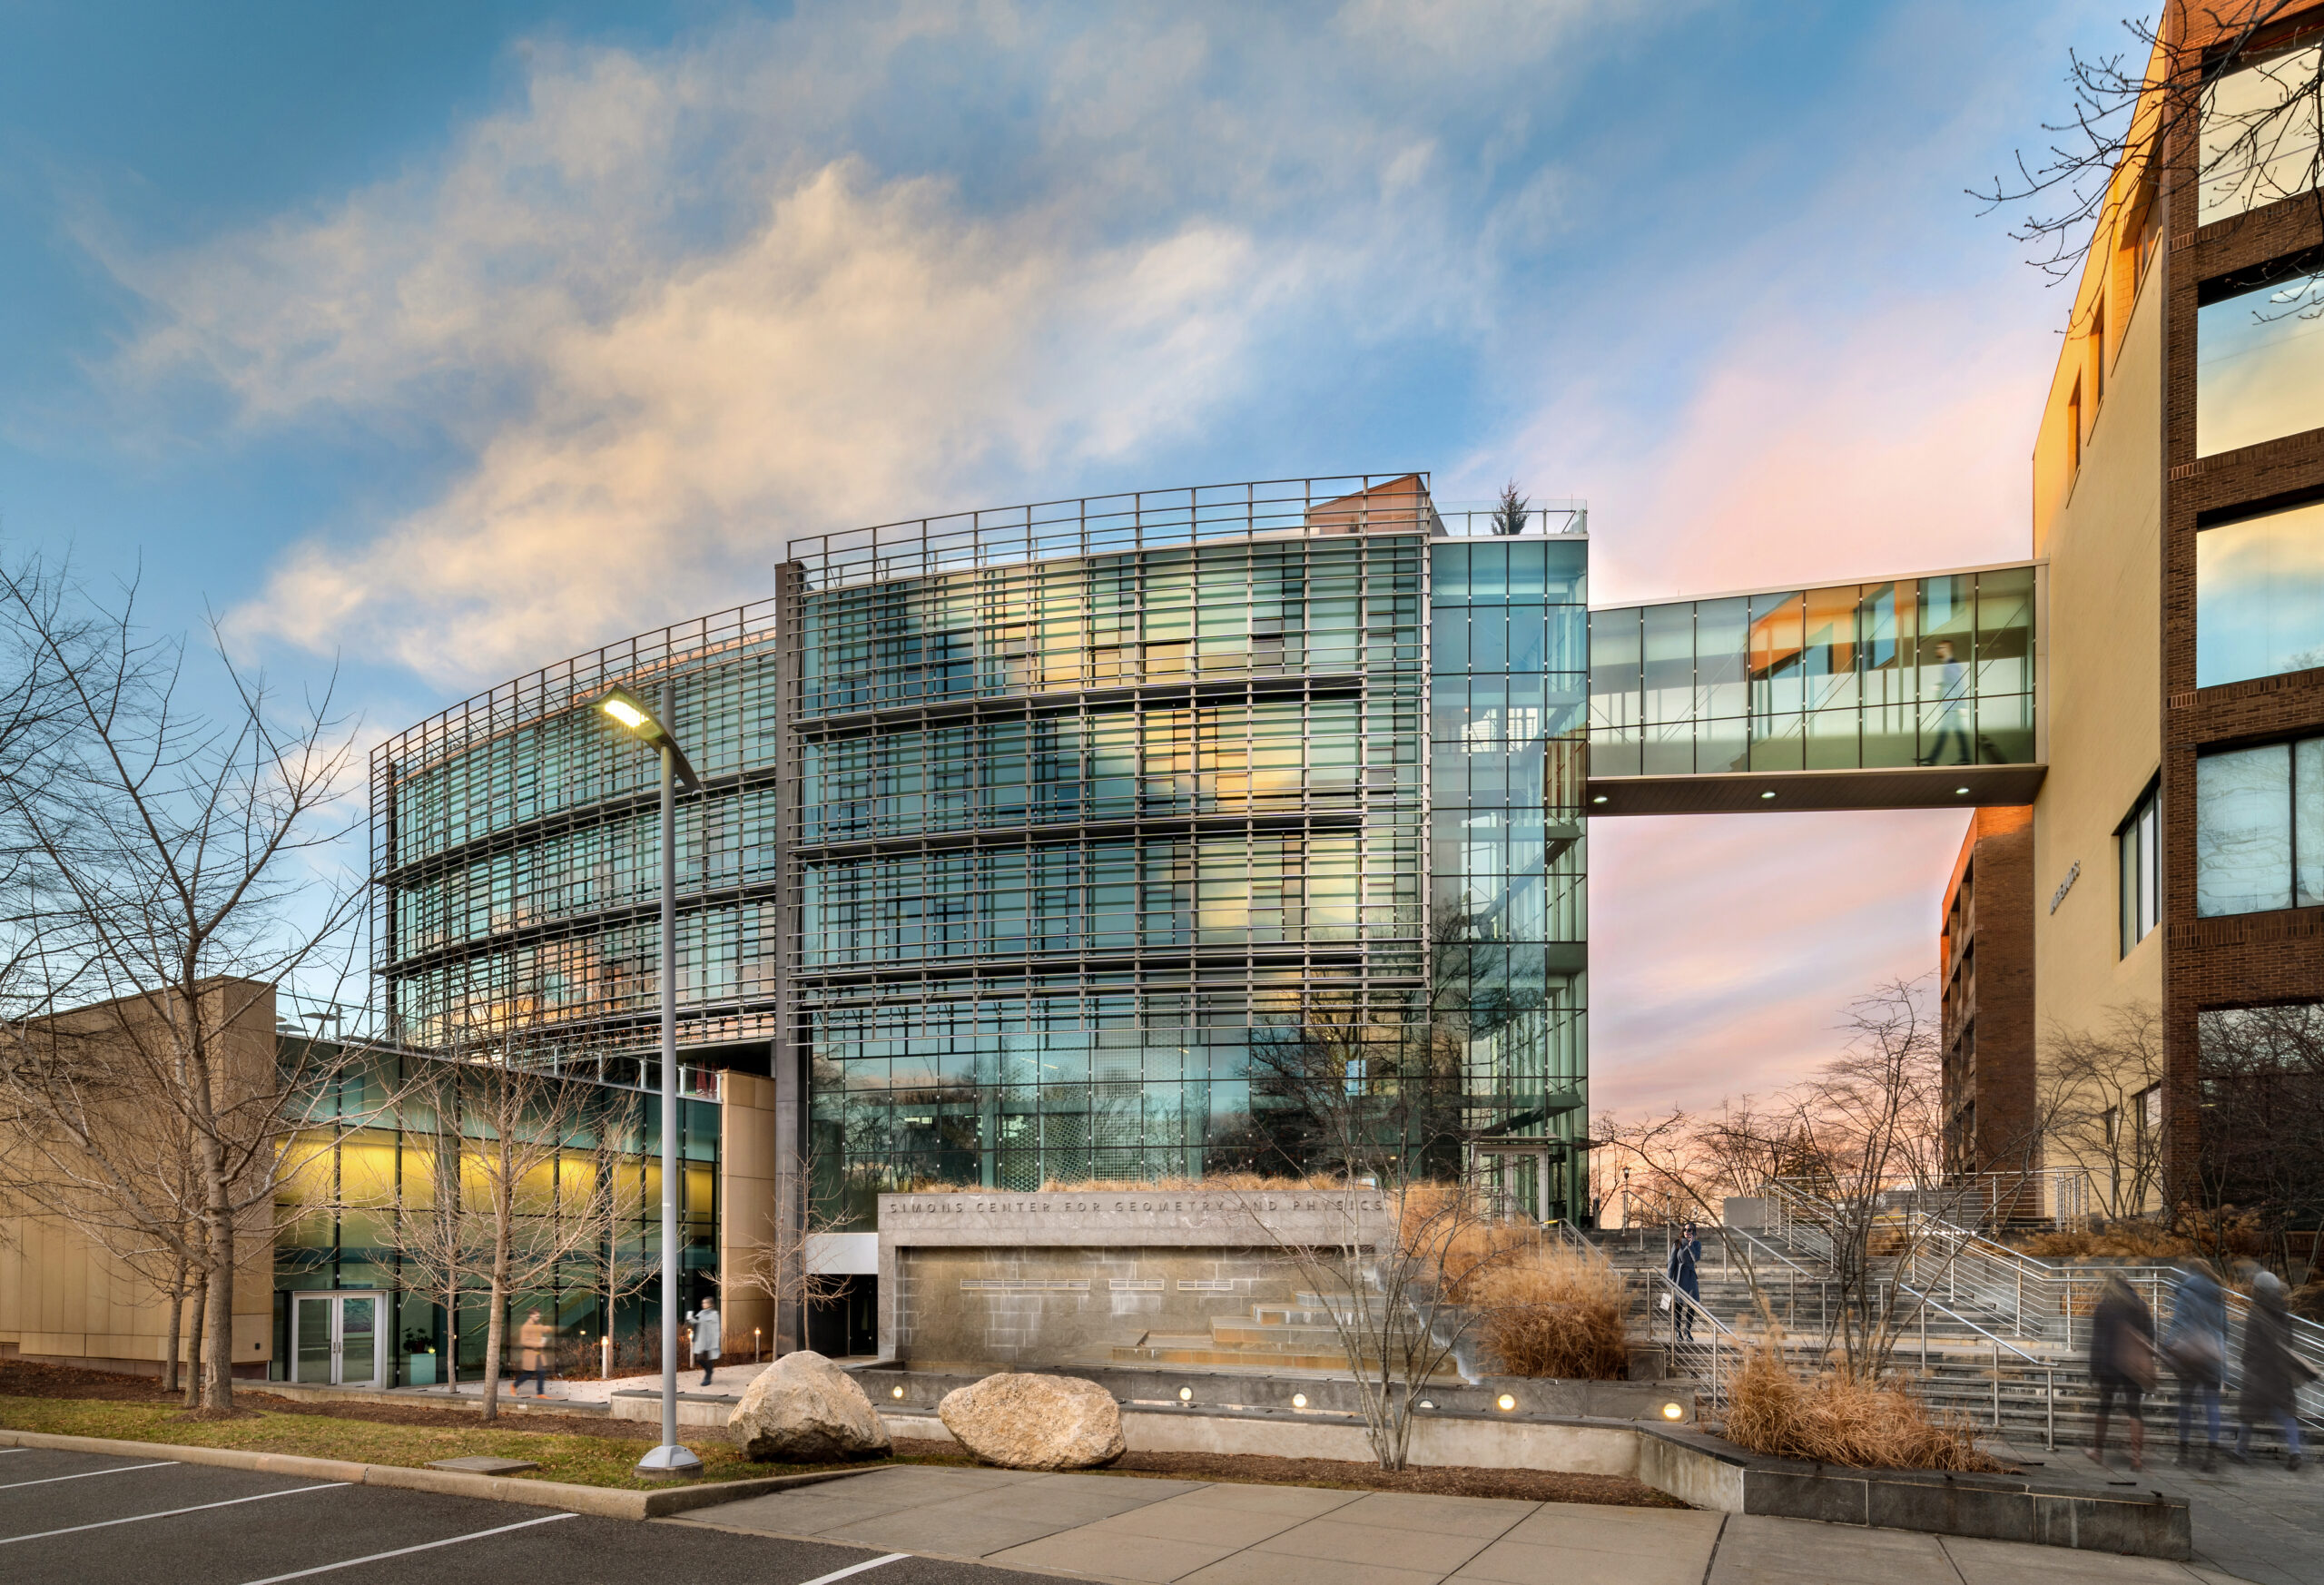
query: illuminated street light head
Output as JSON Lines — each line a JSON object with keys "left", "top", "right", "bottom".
{"left": 596, "top": 684, "right": 701, "bottom": 791}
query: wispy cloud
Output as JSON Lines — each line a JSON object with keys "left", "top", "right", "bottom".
{"left": 97, "top": 3, "right": 1643, "bottom": 684}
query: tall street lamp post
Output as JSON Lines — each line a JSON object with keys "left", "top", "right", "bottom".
{"left": 598, "top": 679, "right": 704, "bottom": 1478}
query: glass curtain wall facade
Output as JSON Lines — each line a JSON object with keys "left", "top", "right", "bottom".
{"left": 1589, "top": 566, "right": 2038, "bottom": 777}
{"left": 1429, "top": 539, "right": 1590, "bottom": 1217}
{"left": 272, "top": 1044, "right": 716, "bottom": 1387}
{"left": 789, "top": 480, "right": 1447, "bottom": 1220}
{"left": 373, "top": 476, "right": 1600, "bottom": 1242}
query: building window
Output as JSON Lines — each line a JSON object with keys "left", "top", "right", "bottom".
{"left": 2119, "top": 782, "right": 2159, "bottom": 953}
{"left": 2200, "top": 41, "right": 2324, "bottom": 226}
{"left": 2067, "top": 379, "right": 2082, "bottom": 474}
{"left": 2195, "top": 735, "right": 2324, "bottom": 916}
{"left": 2197, "top": 253, "right": 2324, "bottom": 458}
{"left": 2197, "top": 497, "right": 2324, "bottom": 687}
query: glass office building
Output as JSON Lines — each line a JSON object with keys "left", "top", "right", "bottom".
{"left": 373, "top": 475, "right": 1597, "bottom": 1229}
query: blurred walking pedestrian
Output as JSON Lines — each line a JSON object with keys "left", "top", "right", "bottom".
{"left": 2163, "top": 1262, "right": 2226, "bottom": 1471}
{"left": 2088, "top": 1275, "right": 2155, "bottom": 1472}
{"left": 515, "top": 1310, "right": 553, "bottom": 1397}
{"left": 1667, "top": 1224, "right": 1702, "bottom": 1342}
{"left": 687, "top": 1295, "right": 723, "bottom": 1387}
{"left": 2234, "top": 1271, "right": 2314, "bottom": 1471}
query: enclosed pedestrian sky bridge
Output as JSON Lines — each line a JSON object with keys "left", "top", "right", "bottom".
{"left": 1585, "top": 562, "right": 2045, "bottom": 815}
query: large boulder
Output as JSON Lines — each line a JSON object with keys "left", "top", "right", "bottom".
{"left": 728, "top": 1351, "right": 892, "bottom": 1463}
{"left": 938, "top": 1373, "right": 1127, "bottom": 1470}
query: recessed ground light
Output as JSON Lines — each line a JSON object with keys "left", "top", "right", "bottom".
{"left": 1661, "top": 1402, "right": 1685, "bottom": 1421}
{"left": 1759, "top": 791, "right": 1776, "bottom": 801}
{"left": 1955, "top": 786, "right": 1971, "bottom": 795}
{"left": 891, "top": 1384, "right": 905, "bottom": 1399}
{"left": 1291, "top": 1393, "right": 1308, "bottom": 1409}
{"left": 1496, "top": 1393, "right": 1517, "bottom": 1411}
{"left": 1178, "top": 1386, "right": 1193, "bottom": 1403}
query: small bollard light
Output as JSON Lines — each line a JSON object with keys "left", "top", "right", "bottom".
{"left": 1291, "top": 1393, "right": 1308, "bottom": 1409}
{"left": 1496, "top": 1393, "right": 1517, "bottom": 1412}
{"left": 1661, "top": 1403, "right": 1685, "bottom": 1421}
{"left": 1178, "top": 1386, "right": 1194, "bottom": 1403}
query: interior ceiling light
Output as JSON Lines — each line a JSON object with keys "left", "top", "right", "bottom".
{"left": 1955, "top": 786, "right": 1971, "bottom": 795}
{"left": 1759, "top": 791, "right": 1776, "bottom": 801}
{"left": 1590, "top": 795, "right": 1608, "bottom": 804}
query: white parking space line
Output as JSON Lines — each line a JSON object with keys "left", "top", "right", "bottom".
{"left": 0, "top": 1481, "right": 349, "bottom": 1546}
{"left": 232, "top": 1511, "right": 579, "bottom": 1584}
{"left": 0, "top": 1460, "right": 176, "bottom": 1491}
{"left": 796, "top": 1551, "right": 911, "bottom": 1585}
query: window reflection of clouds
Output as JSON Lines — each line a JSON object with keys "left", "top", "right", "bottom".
{"left": 2198, "top": 273, "right": 2324, "bottom": 458}
{"left": 2197, "top": 499, "right": 2324, "bottom": 687}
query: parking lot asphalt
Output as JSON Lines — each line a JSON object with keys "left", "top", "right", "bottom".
{"left": 0, "top": 1446, "right": 1062, "bottom": 1585}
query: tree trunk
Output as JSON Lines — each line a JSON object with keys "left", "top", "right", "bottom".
{"left": 480, "top": 1216, "right": 511, "bottom": 1422}
{"left": 202, "top": 1224, "right": 236, "bottom": 1413}
{"left": 182, "top": 1279, "right": 207, "bottom": 1409}
{"left": 162, "top": 1257, "right": 186, "bottom": 1397}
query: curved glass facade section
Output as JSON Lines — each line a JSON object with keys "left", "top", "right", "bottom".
{"left": 374, "top": 603, "right": 787, "bottom": 1057}
{"left": 1589, "top": 565, "right": 2038, "bottom": 777}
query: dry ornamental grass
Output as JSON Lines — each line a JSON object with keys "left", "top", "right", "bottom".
{"left": 1472, "top": 1246, "right": 1630, "bottom": 1381}
{"left": 1721, "top": 1347, "right": 2006, "bottom": 1472}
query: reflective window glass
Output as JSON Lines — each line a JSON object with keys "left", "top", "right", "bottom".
{"left": 2197, "top": 743, "right": 2294, "bottom": 916}
{"left": 2200, "top": 43, "right": 2324, "bottom": 225}
{"left": 2196, "top": 498, "right": 2324, "bottom": 686}
{"left": 2198, "top": 266, "right": 2324, "bottom": 457}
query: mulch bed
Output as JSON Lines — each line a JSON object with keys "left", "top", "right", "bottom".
{"left": 0, "top": 1360, "right": 1682, "bottom": 1507}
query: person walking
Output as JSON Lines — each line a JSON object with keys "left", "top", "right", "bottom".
{"left": 1667, "top": 1224, "right": 1703, "bottom": 1342}
{"left": 2088, "top": 1275, "right": 2156, "bottom": 1472}
{"left": 1920, "top": 639, "right": 1973, "bottom": 766}
{"left": 2162, "top": 1262, "right": 2226, "bottom": 1470}
{"left": 686, "top": 1295, "right": 723, "bottom": 1388}
{"left": 2234, "top": 1271, "right": 2314, "bottom": 1471}
{"left": 514, "top": 1310, "right": 553, "bottom": 1398}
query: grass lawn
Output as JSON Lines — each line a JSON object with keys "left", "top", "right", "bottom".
{"left": 0, "top": 1395, "right": 854, "bottom": 1491}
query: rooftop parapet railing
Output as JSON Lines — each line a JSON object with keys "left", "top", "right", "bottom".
{"left": 783, "top": 473, "right": 1443, "bottom": 593}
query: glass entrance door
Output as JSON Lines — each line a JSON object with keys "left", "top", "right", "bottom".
{"left": 291, "top": 1293, "right": 385, "bottom": 1387}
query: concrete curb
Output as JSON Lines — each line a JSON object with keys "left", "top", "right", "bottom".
{"left": 0, "top": 1427, "right": 877, "bottom": 1519}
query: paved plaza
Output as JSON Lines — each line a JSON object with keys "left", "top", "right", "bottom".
{"left": 673, "top": 1462, "right": 2250, "bottom": 1585}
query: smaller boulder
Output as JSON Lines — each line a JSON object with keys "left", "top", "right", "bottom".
{"left": 939, "top": 1373, "right": 1126, "bottom": 1470}
{"left": 729, "top": 1350, "right": 892, "bottom": 1463}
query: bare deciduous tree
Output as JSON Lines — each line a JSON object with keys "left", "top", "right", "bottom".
{"left": 1977, "top": 5, "right": 2324, "bottom": 286}
{"left": 0, "top": 553, "right": 376, "bottom": 1413}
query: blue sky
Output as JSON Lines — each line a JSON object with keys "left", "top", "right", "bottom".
{"left": 0, "top": 0, "right": 2125, "bottom": 1113}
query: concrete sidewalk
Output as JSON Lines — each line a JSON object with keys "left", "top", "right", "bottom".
{"left": 673, "top": 1464, "right": 2252, "bottom": 1585}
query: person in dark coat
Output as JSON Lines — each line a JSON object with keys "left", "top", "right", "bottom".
{"left": 2088, "top": 1275, "right": 2155, "bottom": 1472}
{"left": 1667, "top": 1224, "right": 1703, "bottom": 1342}
{"left": 2163, "top": 1263, "right": 2226, "bottom": 1470}
{"left": 2234, "top": 1271, "right": 2313, "bottom": 1471}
